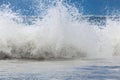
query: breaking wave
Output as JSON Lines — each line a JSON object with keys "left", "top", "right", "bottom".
{"left": 0, "top": 0, "right": 120, "bottom": 60}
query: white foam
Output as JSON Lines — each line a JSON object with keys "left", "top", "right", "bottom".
{"left": 0, "top": 1, "right": 120, "bottom": 60}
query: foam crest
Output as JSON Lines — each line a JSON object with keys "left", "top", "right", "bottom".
{"left": 0, "top": 1, "right": 120, "bottom": 60}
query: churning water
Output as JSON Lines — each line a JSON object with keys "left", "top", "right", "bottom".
{"left": 0, "top": 0, "right": 120, "bottom": 60}
{"left": 0, "top": 0, "right": 120, "bottom": 80}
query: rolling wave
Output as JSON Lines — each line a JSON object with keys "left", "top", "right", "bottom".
{"left": 0, "top": 1, "right": 120, "bottom": 60}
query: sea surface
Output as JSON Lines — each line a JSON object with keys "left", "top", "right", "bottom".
{"left": 0, "top": 59, "right": 120, "bottom": 80}
{"left": 0, "top": 1, "right": 120, "bottom": 80}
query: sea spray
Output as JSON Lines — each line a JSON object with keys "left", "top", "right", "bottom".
{"left": 0, "top": 0, "right": 119, "bottom": 60}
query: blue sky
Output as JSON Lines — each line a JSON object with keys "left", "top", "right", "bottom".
{"left": 0, "top": 0, "right": 120, "bottom": 16}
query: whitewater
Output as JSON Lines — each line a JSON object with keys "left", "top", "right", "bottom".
{"left": 0, "top": 0, "right": 120, "bottom": 60}
{"left": 0, "top": 0, "right": 120, "bottom": 80}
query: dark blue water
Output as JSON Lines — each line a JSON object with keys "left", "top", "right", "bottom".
{"left": 0, "top": 0, "right": 120, "bottom": 16}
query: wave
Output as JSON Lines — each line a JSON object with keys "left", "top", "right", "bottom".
{"left": 0, "top": 1, "right": 120, "bottom": 60}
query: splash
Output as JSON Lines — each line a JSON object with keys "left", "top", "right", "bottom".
{"left": 0, "top": 0, "right": 119, "bottom": 60}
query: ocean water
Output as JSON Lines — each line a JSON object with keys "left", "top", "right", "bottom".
{"left": 0, "top": 59, "right": 120, "bottom": 80}
{"left": 0, "top": 0, "right": 120, "bottom": 80}
{"left": 0, "top": 0, "right": 120, "bottom": 60}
